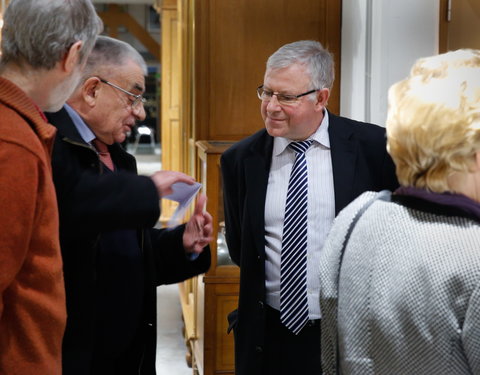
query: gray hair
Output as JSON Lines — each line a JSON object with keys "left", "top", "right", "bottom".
{"left": 267, "top": 40, "right": 334, "bottom": 91}
{"left": 1, "top": 0, "right": 103, "bottom": 70}
{"left": 82, "top": 36, "right": 148, "bottom": 80}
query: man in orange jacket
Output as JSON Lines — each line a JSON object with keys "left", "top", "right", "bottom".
{"left": 0, "top": 1, "right": 102, "bottom": 374}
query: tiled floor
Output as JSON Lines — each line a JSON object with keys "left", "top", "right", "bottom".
{"left": 133, "top": 144, "right": 192, "bottom": 375}
{"left": 156, "top": 284, "right": 192, "bottom": 375}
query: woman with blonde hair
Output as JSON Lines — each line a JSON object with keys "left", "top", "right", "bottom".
{"left": 319, "top": 49, "right": 480, "bottom": 375}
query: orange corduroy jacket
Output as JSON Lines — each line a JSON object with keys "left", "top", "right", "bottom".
{"left": 0, "top": 77, "right": 66, "bottom": 375}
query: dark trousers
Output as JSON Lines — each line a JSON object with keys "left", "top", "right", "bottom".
{"left": 263, "top": 305, "right": 321, "bottom": 375}
{"left": 90, "top": 325, "right": 145, "bottom": 375}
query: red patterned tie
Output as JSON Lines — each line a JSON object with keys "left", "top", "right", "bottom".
{"left": 92, "top": 138, "right": 115, "bottom": 171}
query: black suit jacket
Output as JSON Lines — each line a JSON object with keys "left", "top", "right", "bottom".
{"left": 220, "top": 112, "right": 398, "bottom": 375}
{"left": 46, "top": 108, "right": 210, "bottom": 375}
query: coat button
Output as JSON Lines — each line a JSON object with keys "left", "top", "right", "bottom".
{"left": 258, "top": 301, "right": 264, "bottom": 308}
{"left": 255, "top": 346, "right": 263, "bottom": 353}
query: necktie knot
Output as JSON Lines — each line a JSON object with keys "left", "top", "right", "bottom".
{"left": 92, "top": 138, "right": 115, "bottom": 171}
{"left": 92, "top": 138, "right": 109, "bottom": 154}
{"left": 289, "top": 140, "right": 313, "bottom": 155}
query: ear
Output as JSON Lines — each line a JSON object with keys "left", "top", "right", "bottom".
{"left": 314, "top": 88, "right": 330, "bottom": 111}
{"left": 82, "top": 76, "right": 101, "bottom": 107}
{"left": 62, "top": 40, "right": 84, "bottom": 73}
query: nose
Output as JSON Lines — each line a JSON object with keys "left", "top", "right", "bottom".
{"left": 132, "top": 102, "right": 146, "bottom": 121}
{"left": 266, "top": 94, "right": 282, "bottom": 112}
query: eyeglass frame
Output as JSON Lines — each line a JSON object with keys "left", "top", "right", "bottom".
{"left": 98, "top": 78, "right": 146, "bottom": 109}
{"left": 256, "top": 85, "right": 319, "bottom": 105}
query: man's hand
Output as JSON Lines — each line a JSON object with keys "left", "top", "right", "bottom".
{"left": 183, "top": 194, "right": 213, "bottom": 254}
{"left": 150, "top": 171, "right": 195, "bottom": 197}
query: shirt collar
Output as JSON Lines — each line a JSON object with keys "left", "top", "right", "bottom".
{"left": 273, "top": 109, "right": 330, "bottom": 156}
{"left": 64, "top": 103, "right": 96, "bottom": 144}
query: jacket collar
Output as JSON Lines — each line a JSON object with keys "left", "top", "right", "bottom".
{"left": 0, "top": 76, "right": 56, "bottom": 142}
{"left": 46, "top": 106, "right": 138, "bottom": 172}
{"left": 46, "top": 106, "right": 87, "bottom": 145}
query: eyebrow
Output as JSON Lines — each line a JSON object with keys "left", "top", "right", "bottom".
{"left": 263, "top": 87, "right": 294, "bottom": 95}
{"left": 132, "top": 82, "right": 144, "bottom": 93}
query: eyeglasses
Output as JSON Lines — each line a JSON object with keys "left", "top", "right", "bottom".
{"left": 98, "top": 78, "right": 146, "bottom": 109}
{"left": 257, "top": 85, "right": 319, "bottom": 106}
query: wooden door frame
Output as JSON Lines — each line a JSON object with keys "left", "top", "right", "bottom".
{"left": 438, "top": 0, "right": 449, "bottom": 53}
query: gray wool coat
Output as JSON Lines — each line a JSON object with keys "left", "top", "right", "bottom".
{"left": 320, "top": 191, "right": 480, "bottom": 375}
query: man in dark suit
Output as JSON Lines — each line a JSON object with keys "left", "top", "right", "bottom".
{"left": 46, "top": 36, "right": 212, "bottom": 375}
{"left": 220, "top": 40, "right": 398, "bottom": 375}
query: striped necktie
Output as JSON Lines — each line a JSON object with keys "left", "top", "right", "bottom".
{"left": 280, "top": 140, "right": 312, "bottom": 334}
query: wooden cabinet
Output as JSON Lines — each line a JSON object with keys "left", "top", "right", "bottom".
{"left": 179, "top": 141, "right": 238, "bottom": 375}
{"left": 196, "top": 141, "right": 238, "bottom": 375}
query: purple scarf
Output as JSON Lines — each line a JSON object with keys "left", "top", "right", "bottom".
{"left": 395, "top": 186, "right": 480, "bottom": 222}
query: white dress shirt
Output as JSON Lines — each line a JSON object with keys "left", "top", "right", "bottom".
{"left": 264, "top": 110, "right": 335, "bottom": 319}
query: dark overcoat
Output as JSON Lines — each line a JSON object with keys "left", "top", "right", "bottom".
{"left": 47, "top": 108, "right": 210, "bottom": 375}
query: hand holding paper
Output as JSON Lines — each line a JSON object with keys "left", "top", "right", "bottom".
{"left": 150, "top": 170, "right": 196, "bottom": 197}
{"left": 163, "top": 181, "right": 202, "bottom": 226}
{"left": 182, "top": 194, "right": 213, "bottom": 254}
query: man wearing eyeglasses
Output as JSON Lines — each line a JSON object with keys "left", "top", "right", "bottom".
{"left": 46, "top": 36, "right": 212, "bottom": 375}
{"left": 220, "top": 40, "right": 399, "bottom": 375}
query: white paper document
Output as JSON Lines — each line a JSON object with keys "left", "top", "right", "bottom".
{"left": 163, "top": 181, "right": 202, "bottom": 226}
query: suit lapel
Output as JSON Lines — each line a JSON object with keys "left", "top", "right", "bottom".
{"left": 329, "top": 114, "right": 357, "bottom": 215}
{"left": 244, "top": 131, "right": 273, "bottom": 255}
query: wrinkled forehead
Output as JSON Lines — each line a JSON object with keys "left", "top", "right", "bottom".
{"left": 104, "top": 61, "right": 146, "bottom": 93}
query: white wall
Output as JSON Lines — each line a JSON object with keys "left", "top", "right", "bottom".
{"left": 340, "top": 0, "right": 439, "bottom": 126}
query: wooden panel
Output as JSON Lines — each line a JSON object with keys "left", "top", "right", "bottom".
{"left": 160, "top": 3, "right": 181, "bottom": 221}
{"left": 192, "top": 274, "right": 205, "bottom": 374}
{"left": 439, "top": 0, "right": 449, "bottom": 53}
{"left": 202, "top": 280, "right": 239, "bottom": 375}
{"left": 195, "top": 0, "right": 342, "bottom": 141}
{"left": 196, "top": 141, "right": 234, "bottom": 272}
{"left": 215, "top": 292, "right": 239, "bottom": 372}
{"left": 190, "top": 141, "right": 239, "bottom": 375}
{"left": 447, "top": 0, "right": 480, "bottom": 50}
{"left": 324, "top": 0, "right": 342, "bottom": 116}
{"left": 439, "top": 0, "right": 480, "bottom": 52}
{"left": 178, "top": 0, "right": 196, "bottom": 176}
